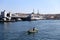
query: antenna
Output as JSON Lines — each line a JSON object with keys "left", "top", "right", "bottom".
{"left": 32, "top": 9, "right": 34, "bottom": 14}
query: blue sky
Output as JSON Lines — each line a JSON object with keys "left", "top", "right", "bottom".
{"left": 0, "top": 0, "right": 60, "bottom": 14}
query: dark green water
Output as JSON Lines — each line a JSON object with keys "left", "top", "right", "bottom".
{"left": 0, "top": 20, "right": 60, "bottom": 40}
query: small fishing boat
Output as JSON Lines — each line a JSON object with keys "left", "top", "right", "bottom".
{"left": 27, "top": 27, "right": 38, "bottom": 33}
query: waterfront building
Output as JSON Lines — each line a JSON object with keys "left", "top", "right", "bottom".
{"left": 1, "top": 10, "right": 12, "bottom": 21}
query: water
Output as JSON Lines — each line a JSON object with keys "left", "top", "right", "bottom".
{"left": 0, "top": 20, "right": 60, "bottom": 40}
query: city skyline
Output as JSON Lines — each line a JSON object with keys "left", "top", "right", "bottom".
{"left": 0, "top": 0, "right": 60, "bottom": 14}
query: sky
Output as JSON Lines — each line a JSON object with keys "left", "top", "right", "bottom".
{"left": 0, "top": 0, "right": 60, "bottom": 14}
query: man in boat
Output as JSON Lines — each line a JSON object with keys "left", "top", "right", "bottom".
{"left": 33, "top": 27, "right": 35, "bottom": 31}
{"left": 27, "top": 27, "right": 38, "bottom": 34}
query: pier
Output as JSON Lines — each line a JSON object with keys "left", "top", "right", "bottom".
{"left": 0, "top": 10, "right": 60, "bottom": 22}
{"left": 0, "top": 10, "right": 44, "bottom": 21}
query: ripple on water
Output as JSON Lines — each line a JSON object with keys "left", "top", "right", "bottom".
{"left": 0, "top": 20, "right": 60, "bottom": 40}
